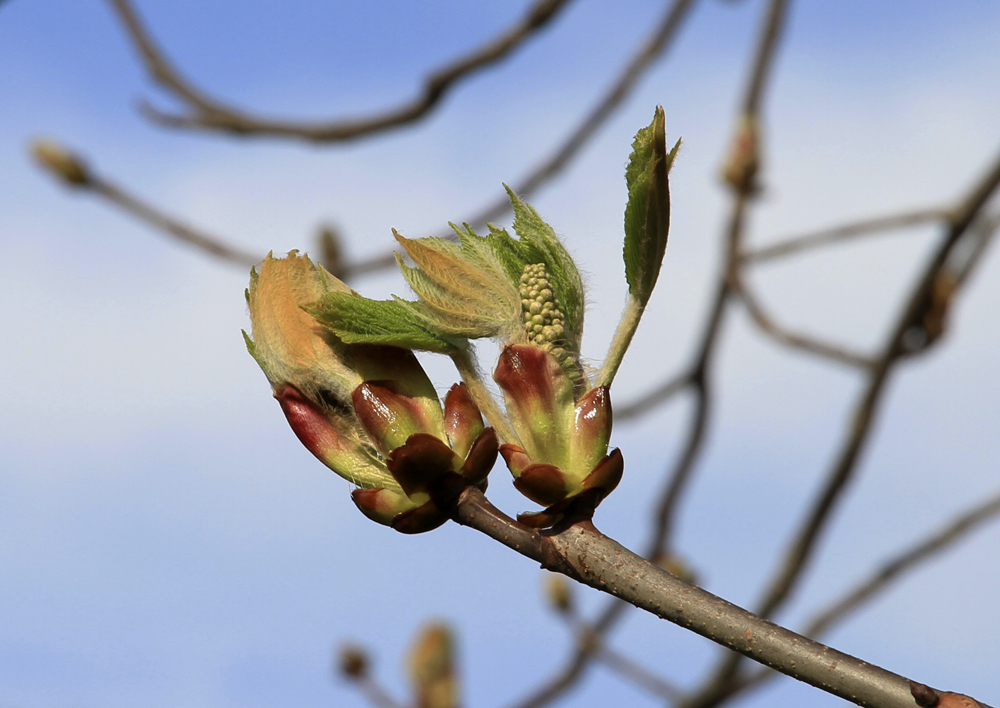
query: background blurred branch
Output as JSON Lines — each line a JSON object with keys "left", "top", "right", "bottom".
{"left": 108, "top": 0, "right": 573, "bottom": 141}
{"left": 686, "top": 137, "right": 1000, "bottom": 708}
{"left": 729, "top": 489, "right": 1000, "bottom": 702}
{"left": 741, "top": 207, "right": 949, "bottom": 264}
{"left": 32, "top": 139, "right": 261, "bottom": 266}
{"left": 343, "top": 0, "right": 699, "bottom": 278}
{"left": 735, "top": 276, "right": 876, "bottom": 368}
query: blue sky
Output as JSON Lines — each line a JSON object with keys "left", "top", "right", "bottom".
{"left": 2, "top": 1, "right": 1000, "bottom": 707}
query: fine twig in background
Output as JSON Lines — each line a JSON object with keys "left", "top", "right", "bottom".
{"left": 91, "top": 178, "right": 261, "bottom": 266}
{"left": 650, "top": 0, "right": 791, "bottom": 565}
{"left": 803, "top": 488, "right": 1000, "bottom": 640}
{"left": 554, "top": 604, "right": 682, "bottom": 703}
{"left": 100, "top": 0, "right": 697, "bottom": 281}
{"left": 754, "top": 141, "right": 1000, "bottom": 621}
{"left": 342, "top": 0, "right": 700, "bottom": 279}
{"left": 950, "top": 210, "right": 1000, "bottom": 287}
{"left": 108, "top": 0, "right": 573, "bottom": 141}
{"left": 31, "top": 140, "right": 262, "bottom": 265}
{"left": 735, "top": 276, "right": 876, "bottom": 368}
{"left": 685, "top": 138, "right": 1000, "bottom": 708}
{"left": 728, "top": 489, "right": 1000, "bottom": 702}
{"left": 741, "top": 207, "right": 949, "bottom": 264}
{"left": 594, "top": 639, "right": 682, "bottom": 703}
{"left": 616, "top": 369, "right": 692, "bottom": 421}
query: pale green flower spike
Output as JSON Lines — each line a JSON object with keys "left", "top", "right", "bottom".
{"left": 519, "top": 263, "right": 584, "bottom": 390}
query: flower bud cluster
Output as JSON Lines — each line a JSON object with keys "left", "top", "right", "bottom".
{"left": 246, "top": 253, "right": 497, "bottom": 533}
{"left": 519, "top": 263, "right": 584, "bottom": 391}
{"left": 520, "top": 264, "right": 567, "bottom": 352}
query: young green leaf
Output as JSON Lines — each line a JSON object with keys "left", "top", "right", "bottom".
{"left": 623, "top": 106, "right": 677, "bottom": 305}
{"left": 305, "top": 293, "right": 461, "bottom": 354}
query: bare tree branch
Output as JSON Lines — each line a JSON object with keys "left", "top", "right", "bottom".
{"left": 92, "top": 0, "right": 699, "bottom": 282}
{"left": 91, "top": 177, "right": 262, "bottom": 265}
{"left": 342, "top": 0, "right": 700, "bottom": 279}
{"left": 803, "top": 489, "right": 1000, "bottom": 640}
{"left": 595, "top": 639, "right": 682, "bottom": 703}
{"left": 685, "top": 137, "right": 1000, "bottom": 708}
{"left": 32, "top": 139, "right": 263, "bottom": 266}
{"left": 548, "top": 602, "right": 683, "bottom": 703}
{"left": 452, "top": 487, "right": 990, "bottom": 708}
{"left": 724, "top": 489, "right": 1000, "bottom": 704}
{"left": 736, "top": 276, "right": 876, "bottom": 368}
{"left": 741, "top": 208, "right": 949, "bottom": 264}
{"left": 755, "top": 139, "right": 1000, "bottom": 622}
{"left": 108, "top": 0, "right": 573, "bottom": 141}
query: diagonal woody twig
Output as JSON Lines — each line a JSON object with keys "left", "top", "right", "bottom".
{"left": 685, "top": 136, "right": 1000, "bottom": 708}
{"left": 31, "top": 140, "right": 261, "bottom": 266}
{"left": 452, "top": 487, "right": 994, "bottom": 708}
{"left": 727, "top": 489, "right": 1000, "bottom": 702}
{"left": 108, "top": 0, "right": 573, "bottom": 141}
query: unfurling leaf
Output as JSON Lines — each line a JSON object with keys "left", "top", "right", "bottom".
{"left": 623, "top": 105, "right": 678, "bottom": 306}
{"left": 305, "top": 293, "right": 460, "bottom": 353}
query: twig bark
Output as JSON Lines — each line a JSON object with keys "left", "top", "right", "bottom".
{"left": 108, "top": 0, "right": 572, "bottom": 141}
{"left": 727, "top": 489, "right": 1000, "bottom": 702}
{"left": 452, "top": 487, "right": 984, "bottom": 708}
{"left": 686, "top": 138, "right": 1000, "bottom": 708}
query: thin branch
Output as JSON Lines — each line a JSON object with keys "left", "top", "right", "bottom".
{"left": 337, "top": 0, "right": 700, "bottom": 279}
{"left": 684, "top": 137, "right": 1000, "bottom": 708}
{"left": 742, "top": 208, "right": 948, "bottom": 264}
{"left": 730, "top": 489, "right": 1000, "bottom": 702}
{"left": 755, "top": 139, "right": 1000, "bottom": 623}
{"left": 950, "top": 210, "right": 1000, "bottom": 288}
{"left": 596, "top": 640, "right": 683, "bottom": 703}
{"left": 505, "top": 646, "right": 593, "bottom": 708}
{"left": 736, "top": 277, "right": 876, "bottom": 368}
{"left": 564, "top": 616, "right": 682, "bottom": 703}
{"left": 91, "top": 177, "right": 262, "bottom": 266}
{"left": 451, "top": 487, "right": 987, "bottom": 708}
{"left": 31, "top": 139, "right": 260, "bottom": 265}
{"left": 108, "top": 0, "right": 573, "bottom": 141}
{"left": 355, "top": 676, "right": 409, "bottom": 708}
{"left": 99, "top": 0, "right": 698, "bottom": 281}
{"left": 803, "top": 488, "right": 1000, "bottom": 639}
{"left": 616, "top": 369, "right": 692, "bottom": 421}
{"left": 646, "top": 0, "right": 791, "bottom": 560}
